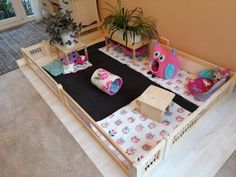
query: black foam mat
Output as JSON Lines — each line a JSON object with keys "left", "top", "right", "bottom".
{"left": 48, "top": 42, "right": 198, "bottom": 121}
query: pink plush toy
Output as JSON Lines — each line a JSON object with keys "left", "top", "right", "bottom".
{"left": 188, "top": 67, "right": 230, "bottom": 101}
{"left": 148, "top": 40, "right": 180, "bottom": 79}
{"left": 75, "top": 55, "right": 88, "bottom": 65}
{"left": 188, "top": 78, "right": 213, "bottom": 95}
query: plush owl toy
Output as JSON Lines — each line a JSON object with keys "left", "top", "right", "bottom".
{"left": 148, "top": 40, "right": 180, "bottom": 79}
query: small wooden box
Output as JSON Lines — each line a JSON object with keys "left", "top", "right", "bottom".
{"left": 137, "top": 85, "right": 175, "bottom": 122}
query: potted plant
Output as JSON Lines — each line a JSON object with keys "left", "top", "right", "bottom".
{"left": 102, "top": 0, "right": 158, "bottom": 45}
{"left": 46, "top": 10, "right": 82, "bottom": 48}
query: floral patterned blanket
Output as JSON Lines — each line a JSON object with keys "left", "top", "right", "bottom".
{"left": 92, "top": 102, "right": 190, "bottom": 163}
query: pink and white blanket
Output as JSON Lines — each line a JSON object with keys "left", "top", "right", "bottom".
{"left": 92, "top": 102, "right": 191, "bottom": 163}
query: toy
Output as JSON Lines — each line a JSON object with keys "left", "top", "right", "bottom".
{"left": 136, "top": 85, "right": 175, "bottom": 123}
{"left": 198, "top": 69, "right": 214, "bottom": 80}
{"left": 91, "top": 68, "right": 123, "bottom": 95}
{"left": 75, "top": 55, "right": 88, "bottom": 65}
{"left": 60, "top": 51, "right": 80, "bottom": 65}
{"left": 212, "top": 67, "right": 230, "bottom": 83}
{"left": 188, "top": 67, "right": 230, "bottom": 101}
{"left": 148, "top": 40, "right": 180, "bottom": 79}
{"left": 188, "top": 78, "right": 213, "bottom": 95}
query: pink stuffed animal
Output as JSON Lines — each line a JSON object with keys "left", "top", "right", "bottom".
{"left": 75, "top": 55, "right": 88, "bottom": 65}
{"left": 148, "top": 40, "right": 180, "bottom": 79}
{"left": 188, "top": 78, "right": 213, "bottom": 95}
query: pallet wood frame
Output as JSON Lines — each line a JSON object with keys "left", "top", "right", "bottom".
{"left": 21, "top": 38, "right": 236, "bottom": 177}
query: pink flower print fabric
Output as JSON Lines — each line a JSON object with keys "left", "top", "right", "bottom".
{"left": 98, "top": 68, "right": 110, "bottom": 80}
{"left": 122, "top": 127, "right": 130, "bottom": 134}
{"left": 102, "top": 81, "right": 113, "bottom": 93}
{"left": 96, "top": 102, "right": 190, "bottom": 162}
{"left": 131, "top": 136, "right": 140, "bottom": 143}
{"left": 101, "top": 122, "right": 110, "bottom": 128}
{"left": 127, "top": 117, "right": 135, "bottom": 123}
{"left": 135, "top": 124, "right": 144, "bottom": 132}
{"left": 115, "top": 119, "right": 123, "bottom": 126}
{"left": 146, "top": 132, "right": 155, "bottom": 140}
{"left": 117, "top": 137, "right": 125, "bottom": 145}
{"left": 126, "top": 147, "right": 137, "bottom": 155}
{"left": 91, "top": 68, "right": 123, "bottom": 95}
{"left": 148, "top": 122, "right": 158, "bottom": 129}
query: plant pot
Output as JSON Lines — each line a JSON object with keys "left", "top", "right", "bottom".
{"left": 61, "top": 31, "right": 76, "bottom": 48}
{"left": 115, "top": 29, "right": 141, "bottom": 43}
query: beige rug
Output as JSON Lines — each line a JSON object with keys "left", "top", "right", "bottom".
{"left": 0, "top": 69, "right": 103, "bottom": 177}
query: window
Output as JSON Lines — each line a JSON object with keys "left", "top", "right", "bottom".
{"left": 0, "top": 0, "right": 16, "bottom": 20}
{"left": 22, "top": 0, "right": 33, "bottom": 16}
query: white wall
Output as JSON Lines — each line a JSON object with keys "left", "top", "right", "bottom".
{"left": 30, "top": 0, "right": 43, "bottom": 20}
{"left": 0, "top": 0, "right": 43, "bottom": 31}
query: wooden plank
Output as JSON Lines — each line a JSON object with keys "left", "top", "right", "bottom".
{"left": 54, "top": 41, "right": 87, "bottom": 55}
{"left": 60, "top": 89, "right": 134, "bottom": 164}
{"left": 21, "top": 39, "right": 236, "bottom": 177}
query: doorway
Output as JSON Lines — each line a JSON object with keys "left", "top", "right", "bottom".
{"left": 0, "top": 0, "right": 35, "bottom": 31}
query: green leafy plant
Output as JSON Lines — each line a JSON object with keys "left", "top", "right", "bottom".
{"left": 22, "top": 0, "right": 33, "bottom": 16}
{"left": 102, "top": 0, "right": 158, "bottom": 45}
{"left": 46, "top": 10, "right": 82, "bottom": 45}
{"left": 0, "top": 0, "right": 15, "bottom": 20}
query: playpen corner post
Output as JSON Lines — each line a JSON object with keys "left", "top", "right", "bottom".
{"left": 129, "top": 162, "right": 141, "bottom": 177}
{"left": 84, "top": 46, "right": 89, "bottom": 59}
{"left": 21, "top": 48, "right": 30, "bottom": 67}
{"left": 162, "top": 138, "right": 171, "bottom": 159}
{"left": 57, "top": 84, "right": 66, "bottom": 105}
